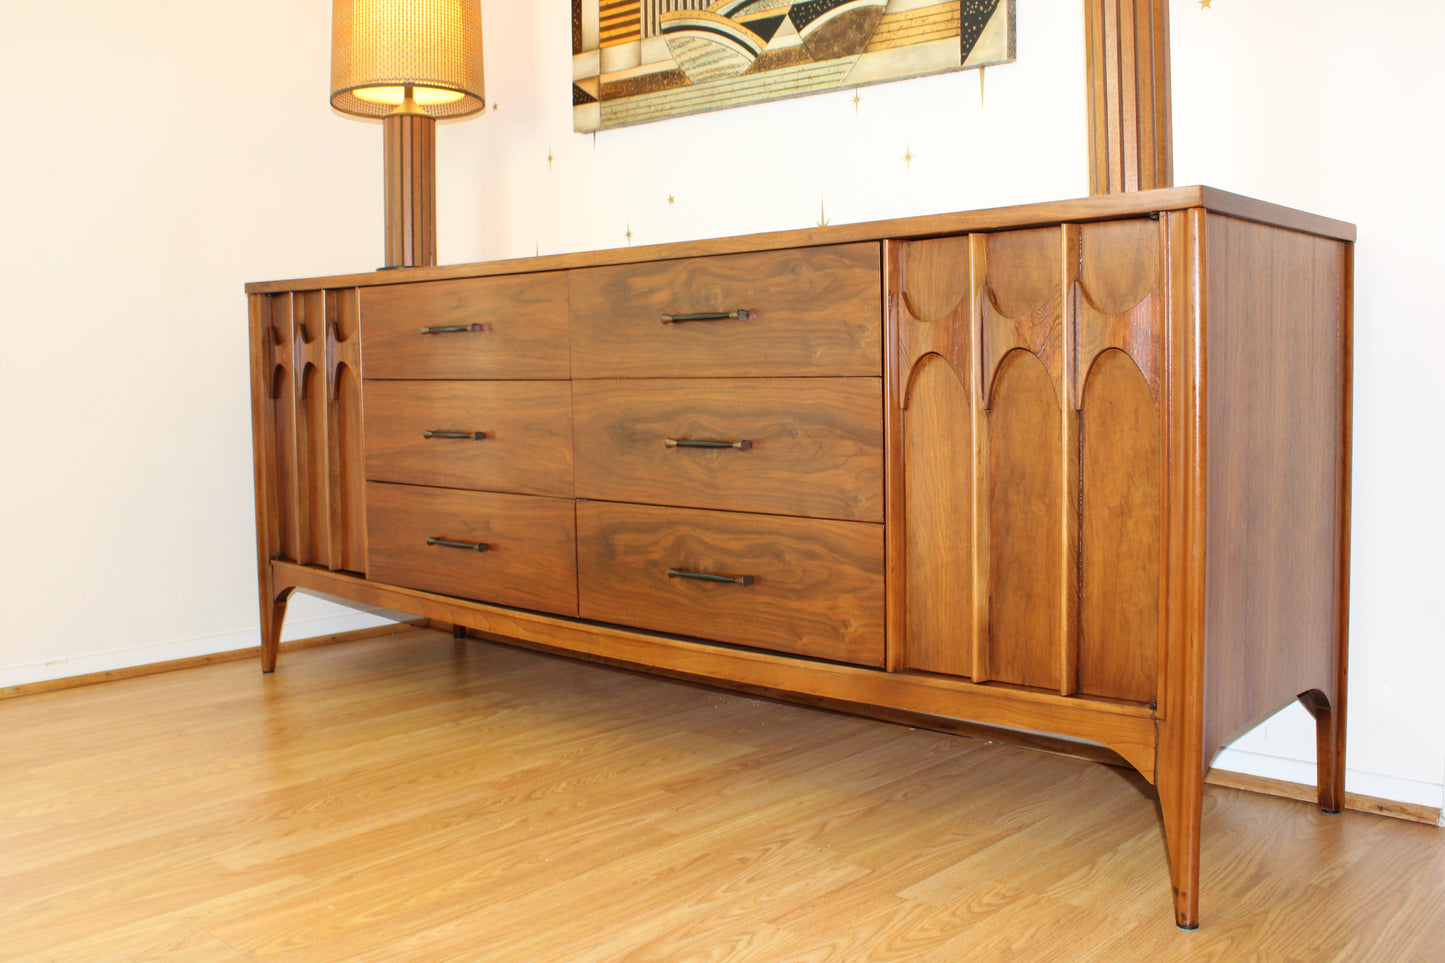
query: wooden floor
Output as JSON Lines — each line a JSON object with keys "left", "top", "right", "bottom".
{"left": 3, "top": 627, "right": 1441, "bottom": 962}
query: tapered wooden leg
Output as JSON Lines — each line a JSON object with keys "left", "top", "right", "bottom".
{"left": 1156, "top": 708, "right": 1206, "bottom": 929}
{"left": 1156, "top": 765, "right": 1203, "bottom": 928}
{"left": 452, "top": 624, "right": 468, "bottom": 641}
{"left": 261, "top": 585, "right": 293, "bottom": 674}
{"left": 1297, "top": 688, "right": 1345, "bottom": 814}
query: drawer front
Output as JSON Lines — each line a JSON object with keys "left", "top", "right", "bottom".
{"left": 573, "top": 378, "right": 882, "bottom": 522}
{"left": 569, "top": 244, "right": 881, "bottom": 378}
{"left": 576, "top": 502, "right": 884, "bottom": 666}
{"left": 360, "top": 274, "right": 570, "bottom": 380}
{"left": 366, "top": 483, "right": 578, "bottom": 616}
{"left": 364, "top": 381, "right": 574, "bottom": 497}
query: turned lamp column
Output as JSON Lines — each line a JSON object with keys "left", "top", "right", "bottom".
{"left": 330, "top": 0, "right": 485, "bottom": 269}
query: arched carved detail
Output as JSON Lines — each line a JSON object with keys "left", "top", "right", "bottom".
{"left": 1074, "top": 218, "right": 1165, "bottom": 408}
{"left": 1075, "top": 288, "right": 1162, "bottom": 408}
{"left": 981, "top": 292, "right": 1063, "bottom": 411}
{"left": 978, "top": 227, "right": 1065, "bottom": 409}
{"left": 894, "top": 236, "right": 973, "bottom": 410}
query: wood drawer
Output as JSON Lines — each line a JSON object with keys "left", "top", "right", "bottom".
{"left": 360, "top": 274, "right": 570, "bottom": 380}
{"left": 366, "top": 483, "right": 578, "bottom": 616}
{"left": 364, "top": 381, "right": 573, "bottom": 497}
{"left": 576, "top": 502, "right": 884, "bottom": 666}
{"left": 573, "top": 378, "right": 882, "bottom": 522}
{"left": 569, "top": 244, "right": 881, "bottom": 378}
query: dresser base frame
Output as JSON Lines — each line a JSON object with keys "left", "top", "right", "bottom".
{"left": 260, "top": 558, "right": 1343, "bottom": 930}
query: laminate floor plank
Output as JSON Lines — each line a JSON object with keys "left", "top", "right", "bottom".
{"left": 2, "top": 627, "right": 1441, "bottom": 962}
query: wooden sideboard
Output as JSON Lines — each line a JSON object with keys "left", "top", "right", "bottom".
{"left": 247, "top": 187, "right": 1354, "bottom": 929}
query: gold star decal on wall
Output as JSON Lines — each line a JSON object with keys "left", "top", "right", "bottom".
{"left": 667, "top": 195, "right": 676, "bottom": 205}
{"left": 851, "top": 90, "right": 862, "bottom": 114}
{"left": 491, "top": 102, "right": 500, "bottom": 111}
{"left": 547, "top": 149, "right": 554, "bottom": 169}
{"left": 817, "top": 199, "right": 830, "bottom": 228}
{"left": 625, "top": 223, "right": 634, "bottom": 245}
{"left": 1198, "top": 0, "right": 1212, "bottom": 8}
{"left": 903, "top": 147, "right": 915, "bottom": 170}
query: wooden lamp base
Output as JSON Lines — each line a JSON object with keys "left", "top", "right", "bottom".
{"left": 382, "top": 98, "right": 436, "bottom": 268}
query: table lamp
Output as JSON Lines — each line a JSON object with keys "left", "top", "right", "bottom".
{"left": 330, "top": 0, "right": 486, "bottom": 268}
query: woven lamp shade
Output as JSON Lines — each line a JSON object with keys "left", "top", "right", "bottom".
{"left": 331, "top": 0, "right": 485, "bottom": 119}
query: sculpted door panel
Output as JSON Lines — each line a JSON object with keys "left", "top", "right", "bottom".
{"left": 1080, "top": 349, "right": 1160, "bottom": 702}
{"left": 985, "top": 348, "right": 1064, "bottom": 690}
{"left": 891, "top": 237, "right": 978, "bottom": 678}
{"left": 256, "top": 288, "right": 367, "bottom": 574}
{"left": 977, "top": 227, "right": 1069, "bottom": 691}
{"left": 892, "top": 220, "right": 1164, "bottom": 704}
{"left": 902, "top": 355, "right": 975, "bottom": 677}
{"left": 1076, "top": 218, "right": 1165, "bottom": 704}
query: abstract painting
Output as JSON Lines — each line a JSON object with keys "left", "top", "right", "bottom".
{"left": 572, "top": 0, "right": 1015, "bottom": 131}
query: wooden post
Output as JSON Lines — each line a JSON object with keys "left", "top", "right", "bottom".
{"left": 1085, "top": 0, "right": 1173, "bottom": 194}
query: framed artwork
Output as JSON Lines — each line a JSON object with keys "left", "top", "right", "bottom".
{"left": 572, "top": 0, "right": 1016, "bottom": 132}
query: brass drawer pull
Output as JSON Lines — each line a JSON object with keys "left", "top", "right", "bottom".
{"left": 667, "top": 568, "right": 754, "bottom": 586}
{"left": 664, "top": 438, "right": 753, "bottom": 451}
{"left": 423, "top": 430, "right": 489, "bottom": 440}
{"left": 660, "top": 310, "right": 750, "bottom": 324}
{"left": 419, "top": 323, "right": 491, "bottom": 335}
{"left": 427, "top": 537, "right": 490, "bottom": 552}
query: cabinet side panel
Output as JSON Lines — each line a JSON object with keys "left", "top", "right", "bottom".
{"left": 1202, "top": 214, "right": 1348, "bottom": 759}
{"left": 987, "top": 350, "right": 1064, "bottom": 691}
{"left": 904, "top": 356, "right": 975, "bottom": 677}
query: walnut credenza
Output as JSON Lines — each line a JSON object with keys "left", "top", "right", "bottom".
{"left": 247, "top": 187, "right": 1353, "bottom": 929}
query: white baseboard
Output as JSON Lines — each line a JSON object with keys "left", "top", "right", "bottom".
{"left": 0, "top": 607, "right": 403, "bottom": 690}
{"left": 1213, "top": 746, "right": 1445, "bottom": 814}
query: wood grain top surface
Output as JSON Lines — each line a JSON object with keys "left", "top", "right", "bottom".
{"left": 245, "top": 187, "right": 1356, "bottom": 294}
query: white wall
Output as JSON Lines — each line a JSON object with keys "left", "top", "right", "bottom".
{"left": 1, "top": 1, "right": 1439, "bottom": 814}
{"left": 0, "top": 2, "right": 397, "bottom": 684}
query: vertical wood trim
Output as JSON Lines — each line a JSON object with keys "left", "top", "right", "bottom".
{"left": 1155, "top": 207, "right": 1207, "bottom": 929}
{"left": 882, "top": 240, "right": 909, "bottom": 673}
{"left": 325, "top": 290, "right": 346, "bottom": 570}
{"left": 1060, "top": 226, "right": 1082, "bottom": 695}
{"left": 969, "top": 233, "right": 991, "bottom": 683}
{"left": 279, "top": 295, "right": 308, "bottom": 564}
{"left": 1085, "top": 0, "right": 1172, "bottom": 194}
{"left": 249, "top": 294, "right": 288, "bottom": 672}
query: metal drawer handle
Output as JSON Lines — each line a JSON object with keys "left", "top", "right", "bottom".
{"left": 423, "top": 430, "right": 489, "bottom": 440}
{"left": 660, "top": 310, "right": 750, "bottom": 324}
{"left": 667, "top": 568, "right": 754, "bottom": 586}
{"left": 664, "top": 438, "right": 753, "bottom": 450}
{"left": 427, "top": 537, "right": 490, "bottom": 552}
{"left": 419, "top": 323, "right": 491, "bottom": 335}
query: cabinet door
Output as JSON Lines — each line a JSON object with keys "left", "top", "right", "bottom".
{"left": 891, "top": 220, "right": 1164, "bottom": 703}
{"left": 253, "top": 288, "right": 367, "bottom": 573}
